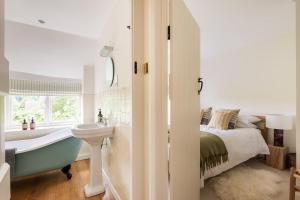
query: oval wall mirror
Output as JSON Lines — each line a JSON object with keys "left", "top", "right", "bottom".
{"left": 105, "top": 57, "right": 115, "bottom": 87}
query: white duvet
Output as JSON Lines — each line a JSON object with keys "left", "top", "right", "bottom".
{"left": 200, "top": 125, "right": 269, "bottom": 187}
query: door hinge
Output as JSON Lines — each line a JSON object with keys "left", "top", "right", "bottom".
{"left": 134, "top": 61, "right": 138, "bottom": 74}
{"left": 144, "top": 63, "right": 149, "bottom": 74}
{"left": 168, "top": 25, "right": 171, "bottom": 40}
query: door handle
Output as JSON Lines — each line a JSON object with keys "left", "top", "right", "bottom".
{"left": 198, "top": 78, "right": 203, "bottom": 95}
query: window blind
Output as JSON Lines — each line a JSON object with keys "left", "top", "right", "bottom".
{"left": 9, "top": 79, "right": 82, "bottom": 96}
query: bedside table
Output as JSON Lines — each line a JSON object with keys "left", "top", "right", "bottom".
{"left": 266, "top": 144, "right": 288, "bottom": 170}
{"left": 286, "top": 153, "right": 296, "bottom": 169}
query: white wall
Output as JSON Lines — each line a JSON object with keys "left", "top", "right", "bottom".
{"left": 0, "top": 0, "right": 10, "bottom": 198}
{"left": 185, "top": 0, "right": 296, "bottom": 152}
{"left": 0, "top": 0, "right": 8, "bottom": 95}
{"left": 94, "top": 0, "right": 132, "bottom": 199}
{"left": 296, "top": 0, "right": 300, "bottom": 167}
{"left": 10, "top": 71, "right": 80, "bottom": 82}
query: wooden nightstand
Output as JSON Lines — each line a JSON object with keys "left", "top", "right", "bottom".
{"left": 286, "top": 153, "right": 296, "bottom": 169}
{"left": 266, "top": 144, "right": 288, "bottom": 170}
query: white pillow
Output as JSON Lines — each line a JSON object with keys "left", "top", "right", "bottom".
{"left": 236, "top": 119, "right": 257, "bottom": 128}
{"left": 238, "top": 115, "right": 261, "bottom": 123}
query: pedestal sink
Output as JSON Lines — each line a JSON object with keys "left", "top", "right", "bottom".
{"left": 71, "top": 123, "right": 114, "bottom": 197}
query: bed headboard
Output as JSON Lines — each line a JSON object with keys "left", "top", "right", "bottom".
{"left": 254, "top": 116, "right": 268, "bottom": 144}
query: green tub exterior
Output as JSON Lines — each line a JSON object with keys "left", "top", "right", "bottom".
{"left": 14, "top": 137, "right": 82, "bottom": 178}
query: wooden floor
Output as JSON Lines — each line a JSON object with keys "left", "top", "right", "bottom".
{"left": 11, "top": 160, "right": 115, "bottom": 200}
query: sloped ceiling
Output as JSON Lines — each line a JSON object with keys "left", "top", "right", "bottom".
{"left": 5, "top": 0, "right": 116, "bottom": 39}
{"left": 5, "top": 20, "right": 97, "bottom": 79}
{"left": 5, "top": 0, "right": 118, "bottom": 79}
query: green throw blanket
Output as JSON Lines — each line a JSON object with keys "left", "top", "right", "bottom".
{"left": 200, "top": 131, "right": 228, "bottom": 176}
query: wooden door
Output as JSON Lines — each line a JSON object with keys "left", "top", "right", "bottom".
{"left": 169, "top": 0, "right": 200, "bottom": 199}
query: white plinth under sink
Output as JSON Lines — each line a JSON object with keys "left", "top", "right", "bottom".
{"left": 72, "top": 123, "right": 114, "bottom": 197}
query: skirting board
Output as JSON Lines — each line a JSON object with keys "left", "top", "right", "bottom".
{"left": 76, "top": 153, "right": 121, "bottom": 200}
{"left": 102, "top": 169, "right": 121, "bottom": 200}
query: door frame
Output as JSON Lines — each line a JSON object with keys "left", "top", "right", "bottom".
{"left": 134, "top": 0, "right": 200, "bottom": 199}
{"left": 132, "top": 0, "right": 169, "bottom": 199}
{"left": 131, "top": 0, "right": 145, "bottom": 199}
{"left": 145, "top": 0, "right": 169, "bottom": 199}
{"left": 296, "top": 0, "right": 300, "bottom": 168}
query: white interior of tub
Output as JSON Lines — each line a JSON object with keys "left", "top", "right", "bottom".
{"left": 5, "top": 128, "right": 73, "bottom": 154}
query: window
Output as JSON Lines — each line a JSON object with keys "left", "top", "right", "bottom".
{"left": 51, "top": 96, "right": 80, "bottom": 122}
{"left": 6, "top": 95, "right": 81, "bottom": 129}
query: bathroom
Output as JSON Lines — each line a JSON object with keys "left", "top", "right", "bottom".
{"left": 1, "top": 0, "right": 132, "bottom": 199}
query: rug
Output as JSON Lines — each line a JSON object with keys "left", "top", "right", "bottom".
{"left": 205, "top": 165, "right": 282, "bottom": 200}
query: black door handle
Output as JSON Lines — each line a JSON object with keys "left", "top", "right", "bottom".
{"left": 198, "top": 78, "right": 203, "bottom": 95}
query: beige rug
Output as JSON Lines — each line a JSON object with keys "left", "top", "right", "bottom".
{"left": 206, "top": 165, "right": 282, "bottom": 200}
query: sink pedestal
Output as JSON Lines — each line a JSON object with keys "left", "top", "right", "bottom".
{"left": 84, "top": 139, "right": 105, "bottom": 197}
{"left": 71, "top": 123, "right": 114, "bottom": 198}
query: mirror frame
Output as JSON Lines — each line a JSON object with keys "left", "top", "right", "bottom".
{"left": 107, "top": 57, "right": 115, "bottom": 87}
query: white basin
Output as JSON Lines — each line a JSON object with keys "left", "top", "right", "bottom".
{"left": 71, "top": 123, "right": 114, "bottom": 197}
{"left": 72, "top": 123, "right": 113, "bottom": 139}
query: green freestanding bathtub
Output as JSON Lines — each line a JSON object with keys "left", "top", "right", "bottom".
{"left": 5, "top": 128, "right": 83, "bottom": 179}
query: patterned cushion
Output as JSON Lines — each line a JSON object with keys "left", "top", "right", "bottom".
{"left": 208, "top": 111, "right": 233, "bottom": 130}
{"left": 200, "top": 111, "right": 204, "bottom": 122}
{"left": 217, "top": 109, "right": 240, "bottom": 129}
{"left": 201, "top": 107, "right": 212, "bottom": 125}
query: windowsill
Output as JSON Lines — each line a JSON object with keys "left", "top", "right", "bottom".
{"left": 5, "top": 125, "right": 73, "bottom": 132}
{"left": 5, "top": 124, "right": 74, "bottom": 132}
{"left": 4, "top": 124, "right": 76, "bottom": 142}
{"left": 4, "top": 121, "right": 80, "bottom": 132}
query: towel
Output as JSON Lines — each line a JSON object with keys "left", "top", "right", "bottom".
{"left": 5, "top": 148, "right": 16, "bottom": 178}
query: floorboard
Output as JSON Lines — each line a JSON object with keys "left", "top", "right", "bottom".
{"left": 11, "top": 160, "right": 115, "bottom": 200}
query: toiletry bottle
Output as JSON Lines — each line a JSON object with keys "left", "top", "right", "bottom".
{"left": 22, "top": 119, "right": 28, "bottom": 130}
{"left": 30, "top": 118, "right": 36, "bottom": 130}
{"left": 98, "top": 109, "right": 103, "bottom": 124}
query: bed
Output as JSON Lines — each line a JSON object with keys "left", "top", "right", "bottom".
{"left": 200, "top": 116, "right": 269, "bottom": 187}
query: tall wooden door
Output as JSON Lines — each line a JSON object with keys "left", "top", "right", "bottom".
{"left": 169, "top": 0, "right": 200, "bottom": 199}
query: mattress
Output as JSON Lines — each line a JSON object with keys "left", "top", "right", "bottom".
{"left": 200, "top": 125, "right": 269, "bottom": 183}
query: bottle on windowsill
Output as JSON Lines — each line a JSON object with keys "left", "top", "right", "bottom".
{"left": 30, "top": 118, "right": 36, "bottom": 130}
{"left": 22, "top": 119, "right": 28, "bottom": 130}
{"left": 98, "top": 109, "right": 104, "bottom": 124}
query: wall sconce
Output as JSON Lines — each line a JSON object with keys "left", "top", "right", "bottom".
{"left": 100, "top": 46, "right": 114, "bottom": 57}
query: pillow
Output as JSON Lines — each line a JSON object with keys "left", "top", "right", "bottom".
{"left": 238, "top": 115, "right": 261, "bottom": 123}
{"left": 200, "top": 111, "right": 204, "bottom": 122}
{"left": 217, "top": 109, "right": 240, "bottom": 129}
{"left": 236, "top": 119, "right": 257, "bottom": 128}
{"left": 200, "top": 107, "right": 212, "bottom": 125}
{"left": 208, "top": 111, "right": 233, "bottom": 130}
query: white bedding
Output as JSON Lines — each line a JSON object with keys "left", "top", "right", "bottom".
{"left": 200, "top": 125, "right": 269, "bottom": 186}
{"left": 5, "top": 128, "right": 73, "bottom": 154}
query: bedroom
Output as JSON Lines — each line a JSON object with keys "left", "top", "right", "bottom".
{"left": 183, "top": 0, "right": 297, "bottom": 199}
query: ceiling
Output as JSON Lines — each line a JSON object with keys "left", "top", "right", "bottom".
{"left": 184, "top": 0, "right": 295, "bottom": 59}
{"left": 5, "top": 0, "right": 116, "bottom": 39}
{"left": 5, "top": 20, "right": 97, "bottom": 79}
{"left": 5, "top": 0, "right": 119, "bottom": 79}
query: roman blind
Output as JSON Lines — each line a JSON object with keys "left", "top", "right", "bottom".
{"left": 9, "top": 79, "right": 82, "bottom": 96}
